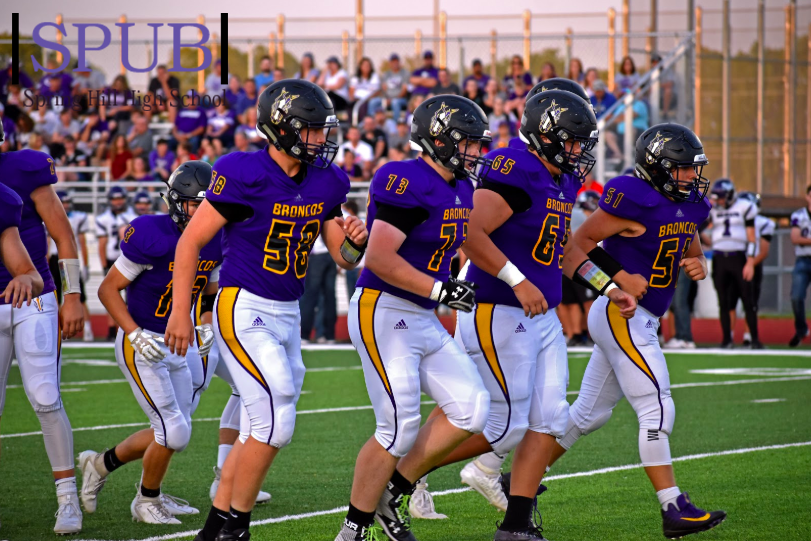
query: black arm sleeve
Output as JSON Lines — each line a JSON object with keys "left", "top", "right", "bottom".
{"left": 375, "top": 203, "right": 430, "bottom": 235}
{"left": 745, "top": 219, "right": 756, "bottom": 227}
{"left": 199, "top": 294, "right": 216, "bottom": 315}
{"left": 479, "top": 179, "right": 532, "bottom": 214}
{"left": 761, "top": 235, "right": 773, "bottom": 243}
{"left": 325, "top": 203, "right": 342, "bottom": 220}
{"left": 209, "top": 200, "right": 254, "bottom": 223}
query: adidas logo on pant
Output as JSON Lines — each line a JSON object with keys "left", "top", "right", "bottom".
{"left": 394, "top": 319, "right": 408, "bottom": 330}
{"left": 252, "top": 317, "right": 266, "bottom": 327}
{"left": 515, "top": 323, "right": 526, "bottom": 333}
{"left": 645, "top": 320, "right": 654, "bottom": 329}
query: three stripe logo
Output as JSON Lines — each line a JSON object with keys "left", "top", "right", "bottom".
{"left": 252, "top": 317, "right": 265, "bottom": 327}
{"left": 394, "top": 319, "right": 408, "bottom": 330}
{"left": 515, "top": 323, "right": 527, "bottom": 333}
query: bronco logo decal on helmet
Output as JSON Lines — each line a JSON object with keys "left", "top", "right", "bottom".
{"left": 429, "top": 102, "right": 459, "bottom": 137}
{"left": 270, "top": 88, "right": 300, "bottom": 125}
{"left": 540, "top": 100, "right": 568, "bottom": 133}
{"left": 646, "top": 132, "right": 672, "bottom": 162}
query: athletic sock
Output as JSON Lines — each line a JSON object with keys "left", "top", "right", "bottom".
{"left": 657, "top": 486, "right": 682, "bottom": 511}
{"left": 346, "top": 503, "right": 375, "bottom": 529}
{"left": 475, "top": 452, "right": 506, "bottom": 474}
{"left": 200, "top": 505, "right": 230, "bottom": 541}
{"left": 141, "top": 484, "right": 160, "bottom": 498}
{"left": 416, "top": 475, "right": 429, "bottom": 487}
{"left": 217, "top": 444, "right": 233, "bottom": 470}
{"left": 103, "top": 447, "right": 125, "bottom": 474}
{"left": 389, "top": 469, "right": 414, "bottom": 495}
{"left": 223, "top": 507, "right": 252, "bottom": 532}
{"left": 500, "top": 495, "right": 533, "bottom": 532}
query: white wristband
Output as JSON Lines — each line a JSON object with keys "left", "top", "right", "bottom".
{"left": 602, "top": 282, "right": 619, "bottom": 295}
{"left": 745, "top": 242, "right": 756, "bottom": 258}
{"left": 58, "top": 259, "right": 82, "bottom": 295}
{"left": 429, "top": 281, "right": 443, "bottom": 301}
{"left": 127, "top": 327, "right": 144, "bottom": 343}
{"left": 497, "top": 261, "right": 527, "bottom": 288}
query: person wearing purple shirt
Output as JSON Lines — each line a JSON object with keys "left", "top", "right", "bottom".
{"left": 172, "top": 91, "right": 207, "bottom": 153}
{"left": 463, "top": 58, "right": 491, "bottom": 92}
{"left": 409, "top": 50, "right": 439, "bottom": 96}
{"left": 234, "top": 79, "right": 258, "bottom": 118}
{"left": 0, "top": 63, "right": 34, "bottom": 104}
{"left": 556, "top": 123, "right": 725, "bottom": 540}
{"left": 206, "top": 101, "right": 237, "bottom": 148}
{"left": 41, "top": 74, "right": 74, "bottom": 110}
{"left": 224, "top": 75, "right": 245, "bottom": 110}
{"left": 502, "top": 55, "right": 534, "bottom": 98}
{"left": 149, "top": 139, "right": 176, "bottom": 182}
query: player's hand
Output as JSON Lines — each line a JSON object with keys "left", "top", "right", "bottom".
{"left": 436, "top": 278, "right": 477, "bottom": 313}
{"left": 164, "top": 312, "right": 195, "bottom": 357}
{"left": 60, "top": 293, "right": 85, "bottom": 339}
{"left": 195, "top": 323, "right": 215, "bottom": 357}
{"left": 335, "top": 215, "right": 368, "bottom": 246}
{"left": 743, "top": 260, "right": 755, "bottom": 282}
{"left": 680, "top": 256, "right": 707, "bottom": 281}
{"left": 615, "top": 270, "right": 648, "bottom": 300}
{"left": 128, "top": 327, "right": 166, "bottom": 362}
{"left": 607, "top": 288, "right": 637, "bottom": 319}
{"left": 3, "top": 275, "right": 35, "bottom": 309}
{"left": 512, "top": 280, "right": 548, "bottom": 318}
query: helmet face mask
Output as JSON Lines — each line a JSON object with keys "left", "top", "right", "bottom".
{"left": 635, "top": 124, "right": 710, "bottom": 204}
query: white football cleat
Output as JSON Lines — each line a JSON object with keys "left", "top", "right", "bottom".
{"left": 210, "top": 466, "right": 271, "bottom": 504}
{"left": 160, "top": 493, "right": 199, "bottom": 515}
{"left": 409, "top": 481, "right": 447, "bottom": 519}
{"left": 664, "top": 338, "right": 686, "bottom": 349}
{"left": 131, "top": 493, "right": 181, "bottom": 525}
{"left": 77, "top": 450, "right": 107, "bottom": 513}
{"left": 460, "top": 460, "right": 508, "bottom": 512}
{"left": 54, "top": 493, "right": 83, "bottom": 535}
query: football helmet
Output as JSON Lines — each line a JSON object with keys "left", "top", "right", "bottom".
{"left": 133, "top": 191, "right": 153, "bottom": 215}
{"left": 710, "top": 178, "right": 735, "bottom": 208}
{"left": 107, "top": 185, "right": 128, "bottom": 212}
{"left": 410, "top": 94, "right": 493, "bottom": 181}
{"left": 163, "top": 160, "right": 210, "bottom": 225}
{"left": 577, "top": 189, "right": 601, "bottom": 212}
{"left": 56, "top": 190, "right": 72, "bottom": 210}
{"left": 736, "top": 190, "right": 761, "bottom": 210}
{"left": 519, "top": 90, "right": 598, "bottom": 182}
{"left": 0, "top": 117, "right": 4, "bottom": 145}
{"left": 528, "top": 77, "right": 591, "bottom": 104}
{"left": 257, "top": 79, "right": 339, "bottom": 169}
{"left": 635, "top": 123, "right": 710, "bottom": 204}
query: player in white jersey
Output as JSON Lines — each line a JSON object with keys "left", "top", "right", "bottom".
{"left": 703, "top": 179, "right": 761, "bottom": 348}
{"left": 789, "top": 185, "right": 811, "bottom": 346}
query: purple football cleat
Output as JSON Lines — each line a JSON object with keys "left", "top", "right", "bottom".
{"left": 661, "top": 493, "right": 726, "bottom": 539}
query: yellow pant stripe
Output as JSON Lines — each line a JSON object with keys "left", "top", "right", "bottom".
{"left": 606, "top": 302, "right": 658, "bottom": 385}
{"left": 123, "top": 334, "right": 158, "bottom": 411}
{"left": 358, "top": 289, "right": 392, "bottom": 396}
{"left": 475, "top": 303, "right": 508, "bottom": 397}
{"left": 217, "top": 287, "right": 268, "bottom": 390}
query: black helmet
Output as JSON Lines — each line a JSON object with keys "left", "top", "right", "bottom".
{"left": 528, "top": 77, "right": 590, "bottom": 104}
{"left": 737, "top": 190, "right": 761, "bottom": 210}
{"left": 519, "top": 90, "right": 598, "bottom": 182}
{"left": 635, "top": 123, "right": 709, "bottom": 204}
{"left": 256, "top": 79, "right": 339, "bottom": 169}
{"left": 710, "top": 178, "right": 735, "bottom": 208}
{"left": 410, "top": 94, "right": 493, "bottom": 181}
{"left": 163, "top": 160, "right": 211, "bottom": 225}
{"left": 577, "top": 189, "right": 601, "bottom": 212}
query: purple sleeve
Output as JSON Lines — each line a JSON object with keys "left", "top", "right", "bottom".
{"left": 207, "top": 153, "right": 251, "bottom": 205}
{"left": 371, "top": 163, "right": 425, "bottom": 209}
{"left": 119, "top": 219, "right": 154, "bottom": 265}
{"left": 598, "top": 177, "right": 642, "bottom": 222}
{"left": 0, "top": 184, "right": 23, "bottom": 233}
{"left": 148, "top": 151, "right": 158, "bottom": 170}
{"left": 21, "top": 150, "right": 58, "bottom": 192}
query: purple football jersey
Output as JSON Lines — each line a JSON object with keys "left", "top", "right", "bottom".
{"left": 0, "top": 183, "right": 23, "bottom": 234}
{"left": 121, "top": 214, "right": 222, "bottom": 334}
{"left": 467, "top": 147, "right": 579, "bottom": 309}
{"left": 507, "top": 136, "right": 526, "bottom": 150}
{"left": 356, "top": 158, "right": 474, "bottom": 309}
{"left": 208, "top": 146, "right": 350, "bottom": 301}
{"left": 599, "top": 175, "right": 711, "bottom": 317}
{"left": 0, "top": 150, "right": 58, "bottom": 296}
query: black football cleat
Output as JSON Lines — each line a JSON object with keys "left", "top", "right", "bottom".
{"left": 789, "top": 330, "right": 809, "bottom": 347}
{"left": 215, "top": 529, "right": 250, "bottom": 541}
{"left": 494, "top": 522, "right": 548, "bottom": 541}
{"left": 335, "top": 519, "right": 385, "bottom": 541}
{"left": 661, "top": 493, "right": 726, "bottom": 539}
{"left": 375, "top": 482, "right": 417, "bottom": 540}
{"left": 749, "top": 340, "right": 765, "bottom": 350}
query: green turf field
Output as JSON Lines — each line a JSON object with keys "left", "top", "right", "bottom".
{"left": 1, "top": 346, "right": 810, "bottom": 541}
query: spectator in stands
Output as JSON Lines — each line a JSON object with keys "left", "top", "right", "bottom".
{"left": 503, "top": 55, "right": 533, "bottom": 97}
{"left": 361, "top": 115, "right": 387, "bottom": 161}
{"left": 40, "top": 73, "right": 72, "bottom": 112}
{"left": 463, "top": 78, "right": 487, "bottom": 114}
{"left": 616, "top": 56, "right": 640, "bottom": 93}
{"left": 567, "top": 58, "right": 585, "bottom": 85}
{"left": 0, "top": 62, "right": 34, "bottom": 104}
{"left": 72, "top": 64, "right": 106, "bottom": 94}
{"left": 584, "top": 67, "right": 599, "bottom": 97}
{"left": 57, "top": 135, "right": 88, "bottom": 181}
{"left": 235, "top": 78, "right": 258, "bottom": 120}
{"left": 482, "top": 77, "right": 501, "bottom": 113}
{"left": 273, "top": 68, "right": 285, "bottom": 83}
{"left": 172, "top": 90, "right": 207, "bottom": 153}
{"left": 318, "top": 56, "right": 349, "bottom": 112}
{"left": 590, "top": 79, "right": 617, "bottom": 118}
{"left": 432, "top": 68, "right": 460, "bottom": 96}
{"left": 0, "top": 103, "right": 16, "bottom": 150}
{"left": 649, "top": 53, "right": 677, "bottom": 119}
{"left": 38, "top": 59, "right": 72, "bottom": 94}
{"left": 605, "top": 92, "right": 649, "bottom": 157}
{"left": 103, "top": 75, "right": 136, "bottom": 137}
{"left": 387, "top": 120, "right": 411, "bottom": 155}
{"left": 410, "top": 50, "right": 439, "bottom": 97}
{"left": 231, "top": 130, "right": 259, "bottom": 154}
{"left": 108, "top": 134, "right": 133, "bottom": 180}
{"left": 338, "top": 125, "right": 374, "bottom": 179}
{"left": 237, "top": 107, "right": 264, "bottom": 147}
{"left": 340, "top": 149, "right": 363, "bottom": 182}
{"left": 225, "top": 74, "right": 245, "bottom": 109}
{"left": 4, "top": 83, "right": 31, "bottom": 117}
{"left": 149, "top": 138, "right": 175, "bottom": 182}
{"left": 32, "top": 104, "right": 60, "bottom": 139}
{"left": 505, "top": 77, "right": 528, "bottom": 117}
{"left": 254, "top": 56, "right": 275, "bottom": 88}
{"left": 388, "top": 146, "right": 406, "bottom": 162}
{"left": 492, "top": 120, "right": 512, "bottom": 149}
{"left": 172, "top": 141, "right": 198, "bottom": 171}
{"left": 488, "top": 95, "right": 516, "bottom": 133}
{"left": 54, "top": 108, "right": 82, "bottom": 141}
{"left": 79, "top": 108, "right": 110, "bottom": 158}
{"left": 130, "top": 156, "right": 154, "bottom": 184}
{"left": 147, "top": 64, "right": 180, "bottom": 120}
{"left": 25, "top": 131, "right": 50, "bottom": 155}
{"left": 299, "top": 230, "right": 338, "bottom": 343}
{"left": 368, "top": 53, "right": 410, "bottom": 122}
{"left": 464, "top": 58, "right": 490, "bottom": 92}
{"left": 404, "top": 94, "right": 425, "bottom": 126}
{"left": 198, "top": 138, "right": 221, "bottom": 164}
{"left": 207, "top": 99, "right": 236, "bottom": 149}
{"left": 538, "top": 62, "right": 558, "bottom": 82}
{"left": 374, "top": 108, "right": 397, "bottom": 137}
{"left": 349, "top": 57, "right": 381, "bottom": 116}
{"left": 126, "top": 112, "right": 153, "bottom": 158}
{"left": 293, "top": 53, "right": 320, "bottom": 83}
{"left": 206, "top": 59, "right": 228, "bottom": 97}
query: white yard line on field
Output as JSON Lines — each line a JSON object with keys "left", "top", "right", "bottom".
{"left": 72, "top": 440, "right": 811, "bottom": 541}
{"left": 751, "top": 398, "right": 787, "bottom": 403}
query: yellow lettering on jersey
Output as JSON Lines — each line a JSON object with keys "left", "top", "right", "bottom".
{"left": 442, "top": 208, "right": 471, "bottom": 220}
{"left": 168, "top": 262, "right": 174, "bottom": 271}
{"left": 545, "top": 200, "right": 574, "bottom": 214}
{"left": 212, "top": 175, "right": 226, "bottom": 195}
{"left": 123, "top": 225, "right": 135, "bottom": 243}
{"left": 659, "top": 222, "right": 696, "bottom": 237}
{"left": 273, "top": 202, "right": 325, "bottom": 219}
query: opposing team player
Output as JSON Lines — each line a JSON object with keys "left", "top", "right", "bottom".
{"left": 553, "top": 124, "right": 726, "bottom": 539}
{"left": 0, "top": 123, "right": 86, "bottom": 534}
{"left": 703, "top": 179, "right": 761, "bottom": 348}
{"left": 77, "top": 161, "right": 221, "bottom": 524}
{"left": 164, "top": 80, "right": 367, "bottom": 541}
{"left": 789, "top": 186, "right": 811, "bottom": 346}
{"left": 333, "top": 95, "right": 492, "bottom": 541}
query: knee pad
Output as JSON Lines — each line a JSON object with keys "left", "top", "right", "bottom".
{"left": 638, "top": 429, "right": 672, "bottom": 466}
{"left": 267, "top": 402, "right": 297, "bottom": 449}
{"left": 445, "top": 389, "right": 490, "bottom": 435}
{"left": 637, "top": 393, "right": 675, "bottom": 435}
{"left": 577, "top": 407, "right": 614, "bottom": 436}
{"left": 36, "top": 408, "right": 74, "bottom": 471}
{"left": 26, "top": 371, "right": 62, "bottom": 413}
{"left": 219, "top": 394, "right": 242, "bottom": 431}
{"left": 489, "top": 421, "right": 529, "bottom": 456}
{"left": 529, "top": 397, "right": 570, "bottom": 439}
{"left": 163, "top": 413, "right": 191, "bottom": 452}
{"left": 377, "top": 412, "right": 422, "bottom": 458}
{"left": 557, "top": 417, "right": 584, "bottom": 451}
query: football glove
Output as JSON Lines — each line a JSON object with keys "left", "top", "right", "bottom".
{"left": 195, "top": 323, "right": 215, "bottom": 357}
{"left": 127, "top": 327, "right": 166, "bottom": 362}
{"left": 433, "top": 277, "right": 478, "bottom": 313}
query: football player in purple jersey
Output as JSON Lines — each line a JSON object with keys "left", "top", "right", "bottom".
{"left": 555, "top": 124, "right": 726, "bottom": 539}
{"left": 164, "top": 80, "right": 367, "bottom": 541}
